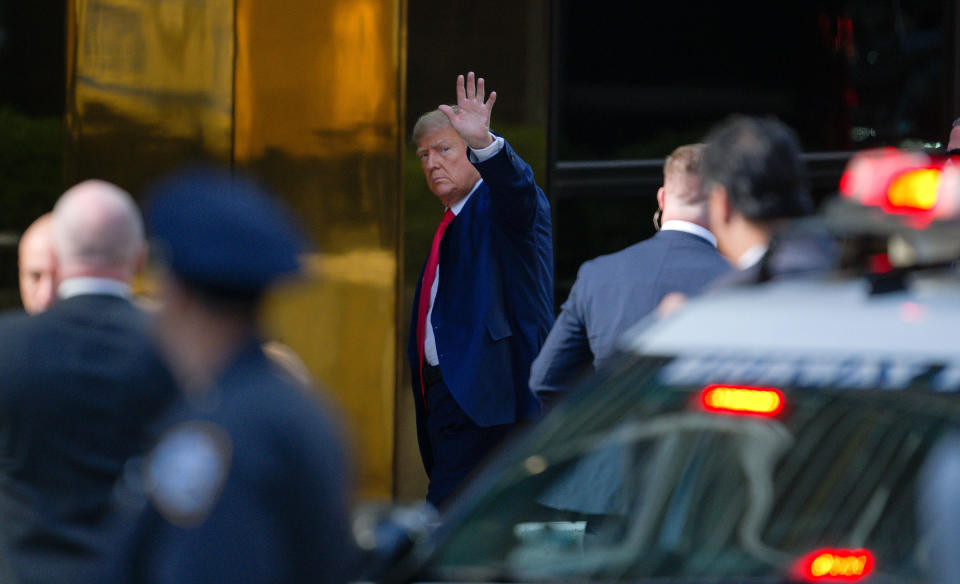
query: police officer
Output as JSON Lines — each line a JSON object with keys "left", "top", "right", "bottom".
{"left": 108, "top": 168, "right": 356, "bottom": 584}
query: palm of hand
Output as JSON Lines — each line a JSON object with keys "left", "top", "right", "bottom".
{"left": 439, "top": 72, "right": 496, "bottom": 149}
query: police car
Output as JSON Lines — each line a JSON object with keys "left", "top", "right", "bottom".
{"left": 366, "top": 148, "right": 960, "bottom": 584}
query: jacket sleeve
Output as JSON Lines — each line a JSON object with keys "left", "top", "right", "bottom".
{"left": 528, "top": 266, "right": 593, "bottom": 407}
{"left": 472, "top": 137, "right": 546, "bottom": 234}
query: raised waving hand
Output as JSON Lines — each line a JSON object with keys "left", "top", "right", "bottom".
{"left": 438, "top": 72, "right": 497, "bottom": 149}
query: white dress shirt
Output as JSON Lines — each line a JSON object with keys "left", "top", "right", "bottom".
{"left": 58, "top": 277, "right": 132, "bottom": 300}
{"left": 659, "top": 220, "right": 718, "bottom": 248}
{"left": 737, "top": 244, "right": 769, "bottom": 270}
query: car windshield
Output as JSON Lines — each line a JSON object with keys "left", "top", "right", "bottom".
{"left": 424, "top": 354, "right": 960, "bottom": 583}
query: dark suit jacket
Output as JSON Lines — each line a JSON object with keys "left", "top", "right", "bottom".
{"left": 407, "top": 139, "right": 554, "bottom": 472}
{"left": 710, "top": 221, "right": 838, "bottom": 288}
{"left": 530, "top": 229, "right": 731, "bottom": 404}
{"left": 0, "top": 294, "right": 177, "bottom": 584}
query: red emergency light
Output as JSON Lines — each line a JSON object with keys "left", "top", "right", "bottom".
{"left": 699, "top": 385, "right": 784, "bottom": 417}
{"left": 794, "top": 548, "right": 875, "bottom": 582}
{"left": 883, "top": 167, "right": 941, "bottom": 213}
{"left": 836, "top": 148, "right": 960, "bottom": 227}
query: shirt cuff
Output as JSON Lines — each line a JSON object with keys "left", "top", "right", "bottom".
{"left": 467, "top": 134, "right": 504, "bottom": 163}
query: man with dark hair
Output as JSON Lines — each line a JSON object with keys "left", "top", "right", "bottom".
{"left": 106, "top": 168, "right": 355, "bottom": 584}
{"left": 702, "top": 114, "right": 832, "bottom": 282}
{"left": 409, "top": 72, "right": 553, "bottom": 508}
{"left": 530, "top": 144, "right": 730, "bottom": 406}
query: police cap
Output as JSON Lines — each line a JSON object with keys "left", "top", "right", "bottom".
{"left": 145, "top": 167, "right": 308, "bottom": 298}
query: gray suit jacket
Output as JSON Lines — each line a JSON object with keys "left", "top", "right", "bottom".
{"left": 530, "top": 229, "right": 731, "bottom": 405}
{"left": 530, "top": 229, "right": 730, "bottom": 517}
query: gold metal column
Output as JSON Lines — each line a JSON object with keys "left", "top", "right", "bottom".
{"left": 66, "top": 0, "right": 235, "bottom": 187}
{"left": 235, "top": 0, "right": 404, "bottom": 500}
{"left": 66, "top": 0, "right": 405, "bottom": 500}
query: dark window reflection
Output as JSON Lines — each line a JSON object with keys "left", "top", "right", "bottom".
{"left": 0, "top": 1, "right": 66, "bottom": 308}
{"left": 551, "top": 0, "right": 951, "bottom": 304}
{"left": 556, "top": 0, "right": 948, "bottom": 160}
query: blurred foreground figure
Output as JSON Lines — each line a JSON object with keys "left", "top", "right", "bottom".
{"left": 702, "top": 115, "right": 832, "bottom": 284}
{"left": 0, "top": 181, "right": 177, "bottom": 583}
{"left": 530, "top": 144, "right": 730, "bottom": 408}
{"left": 110, "top": 168, "right": 354, "bottom": 584}
{"left": 17, "top": 212, "right": 55, "bottom": 314}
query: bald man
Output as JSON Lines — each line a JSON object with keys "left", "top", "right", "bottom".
{"left": 0, "top": 180, "right": 177, "bottom": 584}
{"left": 18, "top": 213, "right": 54, "bottom": 314}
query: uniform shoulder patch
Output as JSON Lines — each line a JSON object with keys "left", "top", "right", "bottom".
{"left": 145, "top": 420, "right": 233, "bottom": 528}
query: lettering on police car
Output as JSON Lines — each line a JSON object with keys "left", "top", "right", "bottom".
{"left": 145, "top": 421, "right": 233, "bottom": 528}
{"left": 659, "top": 355, "right": 960, "bottom": 392}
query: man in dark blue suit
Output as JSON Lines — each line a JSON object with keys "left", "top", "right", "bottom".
{"left": 0, "top": 180, "right": 177, "bottom": 583}
{"left": 530, "top": 144, "right": 731, "bottom": 406}
{"left": 408, "top": 72, "right": 554, "bottom": 508}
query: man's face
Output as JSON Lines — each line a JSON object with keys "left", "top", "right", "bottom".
{"left": 18, "top": 231, "right": 55, "bottom": 315}
{"left": 416, "top": 127, "right": 481, "bottom": 207}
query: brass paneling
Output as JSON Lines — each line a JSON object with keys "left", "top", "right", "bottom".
{"left": 67, "top": 0, "right": 404, "bottom": 499}
{"left": 66, "top": 0, "right": 234, "bottom": 187}
{"left": 235, "top": 0, "right": 403, "bottom": 500}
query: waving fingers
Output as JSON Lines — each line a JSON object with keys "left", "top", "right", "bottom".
{"left": 466, "top": 71, "right": 476, "bottom": 100}
{"left": 455, "top": 74, "right": 467, "bottom": 106}
{"left": 486, "top": 90, "right": 497, "bottom": 111}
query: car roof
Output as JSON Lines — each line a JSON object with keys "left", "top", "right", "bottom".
{"left": 623, "top": 271, "right": 960, "bottom": 363}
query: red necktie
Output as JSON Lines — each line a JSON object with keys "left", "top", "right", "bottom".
{"left": 416, "top": 209, "right": 455, "bottom": 407}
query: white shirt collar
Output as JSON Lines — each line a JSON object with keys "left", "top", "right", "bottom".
{"left": 659, "top": 220, "right": 717, "bottom": 248}
{"left": 58, "top": 277, "right": 132, "bottom": 300}
{"left": 448, "top": 179, "right": 483, "bottom": 216}
{"left": 737, "top": 244, "right": 769, "bottom": 270}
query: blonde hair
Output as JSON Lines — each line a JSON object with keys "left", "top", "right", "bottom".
{"left": 411, "top": 106, "right": 460, "bottom": 145}
{"left": 663, "top": 143, "right": 706, "bottom": 205}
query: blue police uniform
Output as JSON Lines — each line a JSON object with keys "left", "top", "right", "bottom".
{"left": 104, "top": 169, "right": 355, "bottom": 584}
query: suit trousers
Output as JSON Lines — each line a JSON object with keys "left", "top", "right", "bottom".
{"left": 424, "top": 371, "right": 513, "bottom": 508}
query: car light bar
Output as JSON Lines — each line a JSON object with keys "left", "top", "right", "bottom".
{"left": 836, "top": 147, "right": 960, "bottom": 227}
{"left": 699, "top": 385, "right": 784, "bottom": 417}
{"left": 795, "top": 548, "right": 875, "bottom": 582}
{"left": 886, "top": 167, "right": 940, "bottom": 212}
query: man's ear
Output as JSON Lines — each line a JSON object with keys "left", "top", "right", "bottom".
{"left": 656, "top": 187, "right": 665, "bottom": 211}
